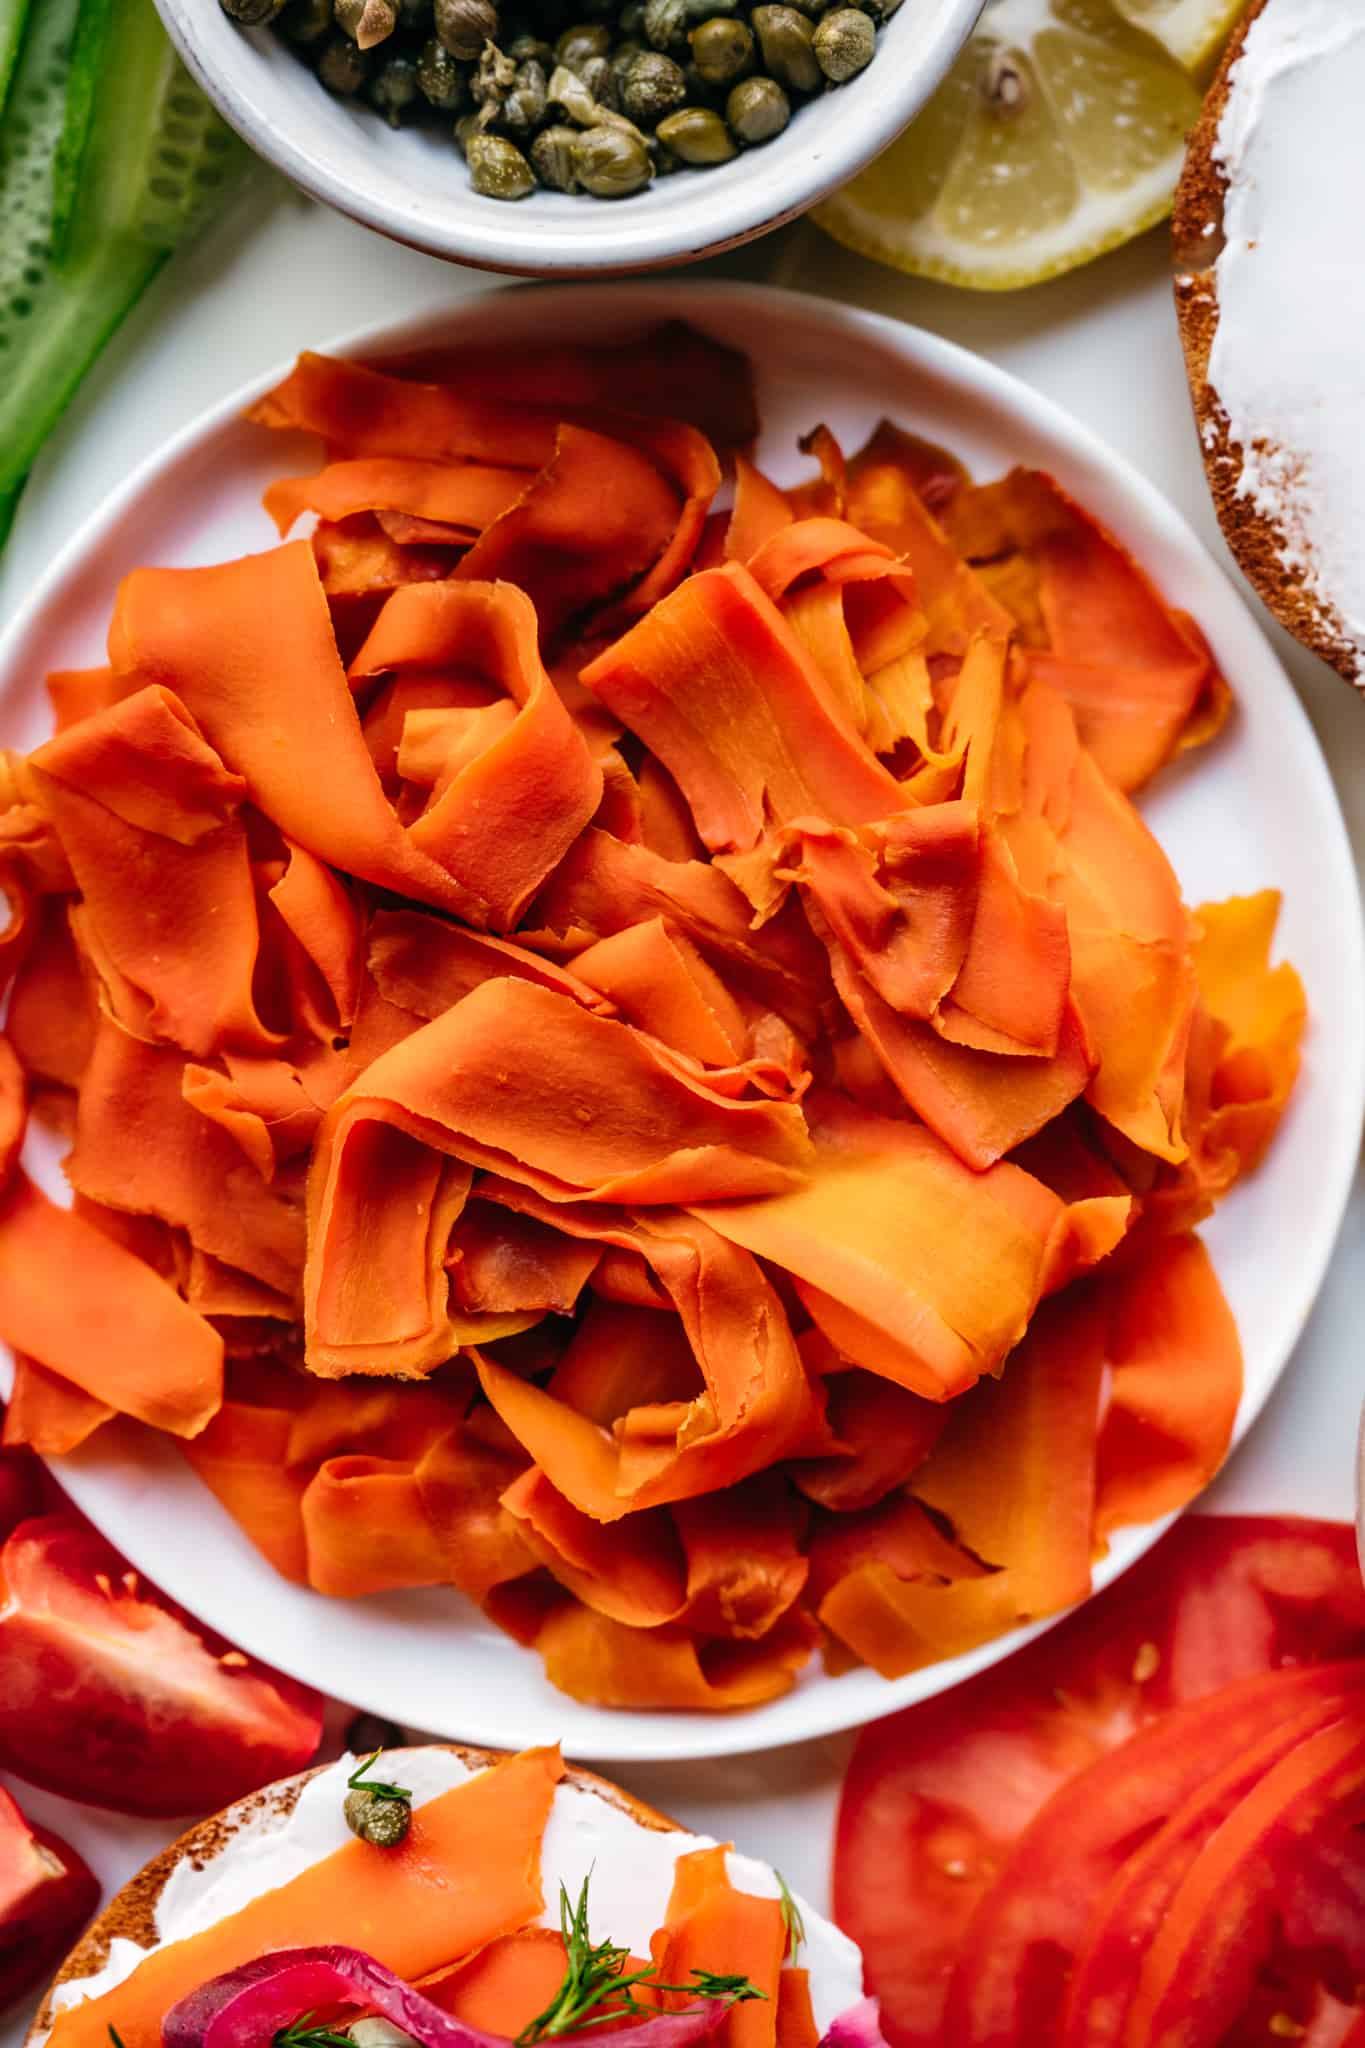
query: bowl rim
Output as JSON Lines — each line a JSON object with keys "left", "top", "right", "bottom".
{"left": 152, "top": 0, "right": 985, "bottom": 274}
{"left": 4, "top": 278, "right": 1361, "bottom": 1761}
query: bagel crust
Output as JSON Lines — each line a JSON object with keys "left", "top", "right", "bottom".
{"left": 1174, "top": 0, "right": 1364, "bottom": 684}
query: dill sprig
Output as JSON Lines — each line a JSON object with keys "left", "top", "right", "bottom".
{"left": 346, "top": 1751, "right": 413, "bottom": 1807}
{"left": 515, "top": 1873, "right": 766, "bottom": 2046}
{"left": 275, "top": 2016, "right": 361, "bottom": 2048}
{"left": 776, "top": 1873, "right": 805, "bottom": 1963}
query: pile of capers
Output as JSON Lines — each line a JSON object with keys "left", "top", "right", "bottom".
{"left": 220, "top": 0, "right": 897, "bottom": 200}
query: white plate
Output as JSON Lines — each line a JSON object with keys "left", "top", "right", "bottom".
{"left": 2, "top": 282, "right": 1360, "bottom": 1762}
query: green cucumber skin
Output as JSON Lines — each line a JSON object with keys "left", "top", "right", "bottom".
{"left": 50, "top": 0, "right": 113, "bottom": 259}
{"left": 0, "top": 0, "right": 245, "bottom": 542}
{"left": 0, "top": 0, "right": 33, "bottom": 123}
{"left": 0, "top": 236, "right": 164, "bottom": 549}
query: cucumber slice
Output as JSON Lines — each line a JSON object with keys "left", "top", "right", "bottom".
{"left": 0, "top": 0, "right": 33, "bottom": 123}
{"left": 64, "top": 0, "right": 247, "bottom": 257}
{"left": 0, "top": 0, "right": 246, "bottom": 546}
{"left": 51, "top": 0, "right": 112, "bottom": 257}
{"left": 0, "top": 0, "right": 81, "bottom": 395}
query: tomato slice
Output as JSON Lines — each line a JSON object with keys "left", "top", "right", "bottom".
{"left": 943, "top": 1664, "right": 1365, "bottom": 2047}
{"left": 1129, "top": 1711, "right": 1365, "bottom": 2047}
{"left": 1053, "top": 1675, "right": 1365, "bottom": 2047}
{"left": 0, "top": 1512, "right": 325, "bottom": 1816}
{"left": 832, "top": 1516, "right": 1365, "bottom": 2048}
{"left": 0, "top": 1782, "right": 99, "bottom": 2008}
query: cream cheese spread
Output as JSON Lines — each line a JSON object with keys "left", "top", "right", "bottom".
{"left": 1206, "top": 0, "right": 1365, "bottom": 681}
{"left": 43, "top": 1752, "right": 863, "bottom": 2040}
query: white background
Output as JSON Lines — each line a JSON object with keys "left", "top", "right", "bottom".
{"left": 3, "top": 178, "right": 1365, "bottom": 2045}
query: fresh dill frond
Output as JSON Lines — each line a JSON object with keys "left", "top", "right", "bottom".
{"left": 776, "top": 1872, "right": 806, "bottom": 1962}
{"left": 346, "top": 1751, "right": 413, "bottom": 1807}
{"left": 515, "top": 1874, "right": 766, "bottom": 2046}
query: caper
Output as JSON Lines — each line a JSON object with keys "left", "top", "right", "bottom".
{"left": 547, "top": 63, "right": 645, "bottom": 133}
{"left": 750, "top": 4, "right": 819, "bottom": 90}
{"left": 277, "top": 0, "right": 333, "bottom": 42}
{"left": 608, "top": 37, "right": 644, "bottom": 89}
{"left": 499, "top": 55, "right": 548, "bottom": 130}
{"left": 531, "top": 122, "right": 581, "bottom": 187}
{"left": 220, "top": 0, "right": 286, "bottom": 21}
{"left": 317, "top": 30, "right": 373, "bottom": 89}
{"left": 471, "top": 38, "right": 518, "bottom": 102}
{"left": 570, "top": 123, "right": 653, "bottom": 195}
{"left": 507, "top": 31, "right": 555, "bottom": 62}
{"left": 555, "top": 21, "right": 612, "bottom": 68}
{"left": 812, "top": 5, "right": 873, "bottom": 80}
{"left": 655, "top": 104, "right": 736, "bottom": 162}
{"left": 334, "top": 0, "right": 396, "bottom": 44}
{"left": 344, "top": 1787, "right": 412, "bottom": 1849}
{"left": 435, "top": 0, "right": 498, "bottom": 57}
{"left": 547, "top": 60, "right": 598, "bottom": 118}
{"left": 368, "top": 50, "right": 421, "bottom": 119}
{"left": 642, "top": 0, "right": 688, "bottom": 49}
{"left": 467, "top": 131, "right": 537, "bottom": 196}
{"left": 579, "top": 52, "right": 615, "bottom": 101}
{"left": 416, "top": 34, "right": 468, "bottom": 105}
{"left": 454, "top": 107, "right": 487, "bottom": 151}
{"left": 619, "top": 50, "right": 686, "bottom": 120}
{"left": 688, "top": 16, "right": 752, "bottom": 83}
{"left": 725, "top": 71, "right": 788, "bottom": 141}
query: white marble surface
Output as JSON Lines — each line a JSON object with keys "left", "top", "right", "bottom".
{"left": 4, "top": 177, "right": 1364, "bottom": 2048}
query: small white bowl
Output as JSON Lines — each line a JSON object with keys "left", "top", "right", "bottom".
{"left": 154, "top": 0, "right": 982, "bottom": 275}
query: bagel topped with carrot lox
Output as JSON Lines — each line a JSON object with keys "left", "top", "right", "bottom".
{"left": 30, "top": 1747, "right": 874, "bottom": 2048}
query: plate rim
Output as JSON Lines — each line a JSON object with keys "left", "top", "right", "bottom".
{"left": 4, "top": 278, "right": 1361, "bottom": 1762}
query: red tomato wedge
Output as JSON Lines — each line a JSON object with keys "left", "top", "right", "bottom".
{"left": 945, "top": 1664, "right": 1365, "bottom": 2046}
{"left": 833, "top": 1516, "right": 1365, "bottom": 2048}
{"left": 1128, "top": 1712, "right": 1365, "bottom": 2048}
{"left": 1059, "top": 1685, "right": 1365, "bottom": 2046}
{"left": 0, "top": 1513, "right": 324, "bottom": 1816}
{"left": 0, "top": 1783, "right": 98, "bottom": 2008}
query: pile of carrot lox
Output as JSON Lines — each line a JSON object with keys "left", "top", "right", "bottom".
{"left": 0, "top": 323, "right": 1304, "bottom": 1710}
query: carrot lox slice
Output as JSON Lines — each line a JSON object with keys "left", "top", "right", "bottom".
{"left": 0, "top": 1172, "right": 222, "bottom": 1439}
{"left": 264, "top": 457, "right": 527, "bottom": 540}
{"left": 180, "top": 1397, "right": 311, "bottom": 1584}
{"left": 536, "top": 1605, "right": 817, "bottom": 1711}
{"left": 944, "top": 467, "right": 1227, "bottom": 793}
{"left": 2, "top": 1355, "right": 113, "bottom": 1457}
{"left": 655, "top": 1846, "right": 786, "bottom": 2048}
{"left": 690, "top": 1092, "right": 1072, "bottom": 1400}
{"left": 29, "top": 688, "right": 275, "bottom": 1059}
{"left": 471, "top": 1185, "right": 820, "bottom": 1518}
{"left": 348, "top": 579, "right": 604, "bottom": 930}
{"left": 44, "top": 1748, "right": 565, "bottom": 2048}
{"left": 1093, "top": 1232, "right": 1242, "bottom": 1542}
{"left": 815, "top": 1284, "right": 1105, "bottom": 1679}
{"left": 579, "top": 563, "right": 907, "bottom": 855}
{"left": 458, "top": 421, "right": 716, "bottom": 641}
{"left": 1188, "top": 891, "right": 1306, "bottom": 1180}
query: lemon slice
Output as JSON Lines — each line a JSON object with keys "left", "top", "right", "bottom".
{"left": 815, "top": 0, "right": 1211, "bottom": 291}
{"left": 1111, "top": 0, "right": 1246, "bottom": 73}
